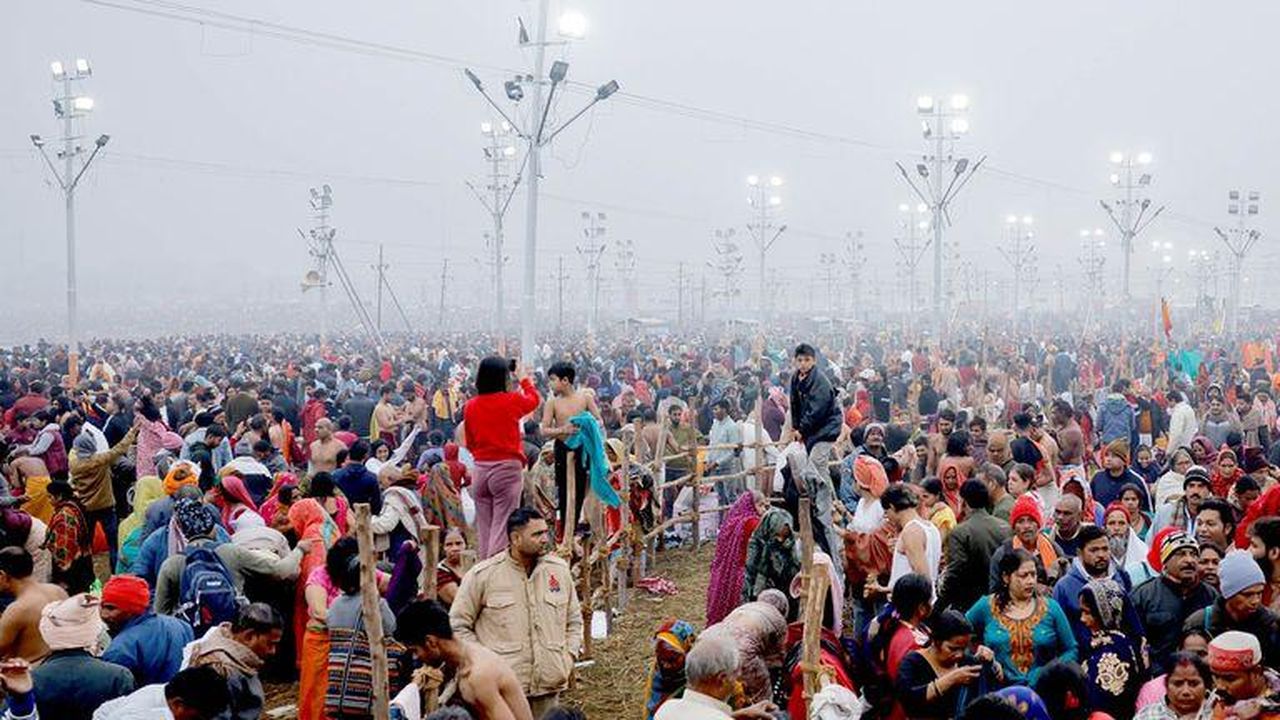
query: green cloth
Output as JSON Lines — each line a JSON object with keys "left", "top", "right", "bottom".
{"left": 564, "top": 412, "right": 621, "bottom": 508}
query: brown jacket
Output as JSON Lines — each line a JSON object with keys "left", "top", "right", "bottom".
{"left": 449, "top": 552, "right": 582, "bottom": 697}
{"left": 69, "top": 427, "right": 136, "bottom": 512}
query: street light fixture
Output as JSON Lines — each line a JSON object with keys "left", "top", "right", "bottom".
{"left": 1101, "top": 149, "right": 1165, "bottom": 299}
{"left": 557, "top": 10, "right": 588, "bottom": 39}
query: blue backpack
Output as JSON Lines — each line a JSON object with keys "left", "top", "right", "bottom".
{"left": 177, "top": 545, "right": 242, "bottom": 633}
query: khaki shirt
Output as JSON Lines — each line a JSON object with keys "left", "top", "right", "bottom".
{"left": 450, "top": 552, "right": 582, "bottom": 697}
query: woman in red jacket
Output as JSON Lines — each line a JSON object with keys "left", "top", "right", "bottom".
{"left": 463, "top": 357, "right": 541, "bottom": 559}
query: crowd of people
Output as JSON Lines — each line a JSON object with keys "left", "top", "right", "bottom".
{"left": 0, "top": 329, "right": 1276, "bottom": 719}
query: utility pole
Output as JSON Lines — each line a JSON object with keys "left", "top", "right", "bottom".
{"left": 1101, "top": 151, "right": 1165, "bottom": 299}
{"left": 709, "top": 228, "right": 744, "bottom": 318}
{"left": 841, "top": 231, "right": 865, "bottom": 319}
{"left": 818, "top": 252, "right": 838, "bottom": 309}
{"left": 676, "top": 262, "right": 685, "bottom": 328}
{"left": 614, "top": 236, "right": 637, "bottom": 319}
{"left": 555, "top": 255, "right": 568, "bottom": 333}
{"left": 300, "top": 186, "right": 384, "bottom": 349}
{"left": 438, "top": 259, "right": 450, "bottom": 328}
{"left": 373, "top": 244, "right": 387, "bottom": 331}
{"left": 466, "top": 121, "right": 518, "bottom": 337}
{"left": 1215, "top": 189, "right": 1262, "bottom": 337}
{"left": 998, "top": 215, "right": 1035, "bottom": 334}
{"left": 464, "top": 6, "right": 619, "bottom": 366}
{"left": 30, "top": 58, "right": 110, "bottom": 384}
{"left": 700, "top": 273, "right": 709, "bottom": 325}
{"left": 894, "top": 202, "right": 932, "bottom": 333}
{"left": 1078, "top": 228, "right": 1107, "bottom": 329}
{"left": 746, "top": 175, "right": 787, "bottom": 324}
{"left": 577, "top": 211, "right": 607, "bottom": 334}
{"left": 898, "top": 94, "right": 983, "bottom": 334}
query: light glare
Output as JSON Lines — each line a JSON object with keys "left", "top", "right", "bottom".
{"left": 557, "top": 11, "right": 588, "bottom": 39}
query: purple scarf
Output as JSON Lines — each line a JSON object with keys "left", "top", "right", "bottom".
{"left": 705, "top": 493, "right": 761, "bottom": 625}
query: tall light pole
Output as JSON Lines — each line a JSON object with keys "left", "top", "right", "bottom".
{"left": 1215, "top": 189, "right": 1262, "bottom": 337}
{"left": 613, "top": 236, "right": 637, "bottom": 319}
{"left": 1101, "top": 150, "right": 1165, "bottom": 299}
{"left": 577, "top": 211, "right": 607, "bottom": 334}
{"left": 898, "top": 93, "right": 984, "bottom": 333}
{"left": 746, "top": 174, "right": 786, "bottom": 324}
{"left": 997, "top": 215, "right": 1035, "bottom": 334}
{"left": 299, "top": 185, "right": 384, "bottom": 349}
{"left": 840, "top": 230, "right": 865, "bottom": 319}
{"left": 709, "top": 228, "right": 743, "bottom": 318}
{"left": 464, "top": 6, "right": 619, "bottom": 366}
{"left": 31, "top": 58, "right": 109, "bottom": 383}
{"left": 466, "top": 120, "right": 518, "bottom": 337}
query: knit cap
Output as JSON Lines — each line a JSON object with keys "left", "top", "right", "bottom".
{"left": 1220, "top": 549, "right": 1266, "bottom": 599}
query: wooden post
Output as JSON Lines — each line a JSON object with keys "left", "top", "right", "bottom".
{"left": 559, "top": 452, "right": 578, "bottom": 557}
{"left": 620, "top": 433, "right": 635, "bottom": 611}
{"left": 579, "top": 532, "right": 594, "bottom": 660}
{"left": 690, "top": 446, "right": 703, "bottom": 550}
{"left": 354, "top": 504, "right": 390, "bottom": 720}
{"left": 419, "top": 525, "right": 440, "bottom": 600}
{"left": 800, "top": 545, "right": 832, "bottom": 705}
{"left": 754, "top": 381, "right": 767, "bottom": 495}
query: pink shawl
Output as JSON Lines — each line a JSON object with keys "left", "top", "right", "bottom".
{"left": 705, "top": 493, "right": 761, "bottom": 625}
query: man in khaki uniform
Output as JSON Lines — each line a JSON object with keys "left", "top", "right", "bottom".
{"left": 451, "top": 507, "right": 582, "bottom": 717}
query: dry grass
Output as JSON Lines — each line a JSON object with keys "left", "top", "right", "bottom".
{"left": 263, "top": 544, "right": 716, "bottom": 717}
{"left": 562, "top": 544, "right": 713, "bottom": 718}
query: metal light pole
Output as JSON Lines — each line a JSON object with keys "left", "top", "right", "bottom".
{"left": 746, "top": 175, "right": 786, "bottom": 324}
{"left": 1078, "top": 228, "right": 1106, "bottom": 329}
{"left": 614, "top": 236, "right": 637, "bottom": 319}
{"left": 898, "top": 94, "right": 984, "bottom": 334}
{"left": 464, "top": 7, "right": 619, "bottom": 367}
{"left": 467, "top": 120, "right": 518, "bottom": 337}
{"left": 577, "top": 211, "right": 607, "bottom": 334}
{"left": 31, "top": 58, "right": 109, "bottom": 384}
{"left": 709, "top": 228, "right": 743, "bottom": 318}
{"left": 997, "top": 215, "right": 1035, "bottom": 335}
{"left": 1215, "top": 189, "right": 1262, "bottom": 337}
{"left": 893, "top": 202, "right": 932, "bottom": 333}
{"left": 1101, "top": 151, "right": 1165, "bottom": 300}
{"left": 841, "top": 230, "right": 865, "bottom": 320}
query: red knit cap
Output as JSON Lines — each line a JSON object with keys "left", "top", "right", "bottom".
{"left": 1104, "top": 500, "right": 1131, "bottom": 524}
{"left": 100, "top": 574, "right": 151, "bottom": 616}
{"left": 1009, "top": 494, "right": 1042, "bottom": 528}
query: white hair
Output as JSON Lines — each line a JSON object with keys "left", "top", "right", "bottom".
{"left": 685, "top": 633, "right": 740, "bottom": 685}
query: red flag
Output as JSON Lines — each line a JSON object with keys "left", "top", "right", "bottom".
{"left": 1162, "top": 298, "right": 1173, "bottom": 339}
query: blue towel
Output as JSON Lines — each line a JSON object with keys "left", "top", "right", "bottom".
{"left": 563, "top": 411, "right": 621, "bottom": 508}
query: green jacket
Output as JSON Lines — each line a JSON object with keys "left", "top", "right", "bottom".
{"left": 939, "top": 508, "right": 1010, "bottom": 613}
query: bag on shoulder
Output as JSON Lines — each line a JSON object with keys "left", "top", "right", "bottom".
{"left": 177, "top": 545, "right": 242, "bottom": 634}
{"left": 326, "top": 615, "right": 413, "bottom": 719}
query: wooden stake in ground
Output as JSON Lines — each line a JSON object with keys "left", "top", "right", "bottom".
{"left": 354, "top": 504, "right": 390, "bottom": 720}
{"left": 579, "top": 531, "right": 594, "bottom": 661}
{"left": 690, "top": 447, "right": 703, "bottom": 550}
{"left": 419, "top": 525, "right": 440, "bottom": 600}
{"left": 754, "top": 382, "right": 767, "bottom": 494}
{"left": 559, "top": 452, "right": 578, "bottom": 558}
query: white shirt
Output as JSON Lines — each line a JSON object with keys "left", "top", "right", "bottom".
{"left": 654, "top": 689, "right": 735, "bottom": 720}
{"left": 889, "top": 516, "right": 942, "bottom": 592}
{"left": 92, "top": 684, "right": 174, "bottom": 720}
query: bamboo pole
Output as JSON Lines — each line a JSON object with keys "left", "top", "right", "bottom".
{"left": 419, "top": 525, "right": 440, "bottom": 600}
{"left": 619, "top": 433, "right": 633, "bottom": 612}
{"left": 559, "top": 452, "right": 578, "bottom": 558}
{"left": 579, "top": 531, "right": 594, "bottom": 660}
{"left": 690, "top": 446, "right": 703, "bottom": 550}
{"left": 754, "top": 382, "right": 767, "bottom": 494}
{"left": 354, "top": 504, "right": 390, "bottom": 720}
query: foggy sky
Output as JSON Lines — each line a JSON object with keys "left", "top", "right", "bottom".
{"left": 2, "top": 0, "right": 1278, "bottom": 342}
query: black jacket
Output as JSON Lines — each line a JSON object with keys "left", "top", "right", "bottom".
{"left": 1130, "top": 576, "right": 1217, "bottom": 675}
{"left": 790, "top": 368, "right": 842, "bottom": 449}
{"left": 1186, "top": 600, "right": 1280, "bottom": 670}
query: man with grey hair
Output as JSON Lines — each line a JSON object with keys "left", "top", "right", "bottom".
{"left": 979, "top": 463, "right": 1014, "bottom": 523}
{"left": 655, "top": 633, "right": 741, "bottom": 719}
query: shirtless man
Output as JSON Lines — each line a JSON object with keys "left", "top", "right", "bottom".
{"left": 2, "top": 455, "right": 48, "bottom": 497}
{"left": 372, "top": 383, "right": 405, "bottom": 446}
{"left": 308, "top": 418, "right": 343, "bottom": 474}
{"left": 1050, "top": 398, "right": 1085, "bottom": 467}
{"left": 396, "top": 600, "right": 533, "bottom": 720}
{"left": 0, "top": 548, "right": 67, "bottom": 662}
{"left": 925, "top": 408, "right": 956, "bottom": 475}
{"left": 539, "top": 362, "right": 603, "bottom": 533}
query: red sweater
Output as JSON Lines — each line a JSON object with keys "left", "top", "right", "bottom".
{"left": 463, "top": 378, "right": 541, "bottom": 463}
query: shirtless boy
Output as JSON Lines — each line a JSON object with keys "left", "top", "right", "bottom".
{"left": 538, "top": 362, "right": 602, "bottom": 531}
{"left": 396, "top": 600, "right": 533, "bottom": 720}
{"left": 0, "top": 548, "right": 67, "bottom": 662}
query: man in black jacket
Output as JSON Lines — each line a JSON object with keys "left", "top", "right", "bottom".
{"left": 788, "top": 343, "right": 844, "bottom": 578}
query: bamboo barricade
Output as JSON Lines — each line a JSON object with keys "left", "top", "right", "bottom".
{"left": 579, "top": 529, "right": 594, "bottom": 660}
{"left": 619, "top": 433, "right": 634, "bottom": 613}
{"left": 558, "top": 453, "right": 578, "bottom": 558}
{"left": 353, "top": 504, "right": 391, "bottom": 720}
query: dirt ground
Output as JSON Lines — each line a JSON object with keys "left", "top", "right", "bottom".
{"left": 263, "top": 544, "right": 714, "bottom": 718}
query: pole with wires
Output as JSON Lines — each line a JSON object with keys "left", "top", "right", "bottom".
{"left": 997, "top": 215, "right": 1035, "bottom": 335}
{"left": 1215, "top": 189, "right": 1262, "bottom": 337}
{"left": 578, "top": 211, "right": 607, "bottom": 334}
{"left": 746, "top": 175, "right": 786, "bottom": 325}
{"left": 1101, "top": 151, "right": 1164, "bottom": 300}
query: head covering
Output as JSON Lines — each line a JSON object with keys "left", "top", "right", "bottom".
{"left": 756, "top": 588, "right": 790, "bottom": 618}
{"left": 1080, "top": 578, "right": 1127, "bottom": 631}
{"left": 164, "top": 462, "right": 200, "bottom": 496}
{"left": 1103, "top": 500, "right": 1131, "bottom": 525}
{"left": 101, "top": 574, "right": 151, "bottom": 616}
{"left": 1147, "top": 526, "right": 1178, "bottom": 572}
{"left": 216, "top": 474, "right": 259, "bottom": 527}
{"left": 71, "top": 431, "right": 97, "bottom": 458}
{"left": 1160, "top": 529, "right": 1200, "bottom": 567}
{"left": 1010, "top": 494, "right": 1043, "bottom": 528}
{"left": 39, "top": 593, "right": 106, "bottom": 651}
{"left": 288, "top": 498, "right": 339, "bottom": 547}
{"left": 1184, "top": 464, "right": 1212, "bottom": 490}
{"left": 646, "top": 619, "right": 698, "bottom": 720}
{"left": 1220, "top": 549, "right": 1266, "bottom": 599}
{"left": 993, "top": 686, "right": 1052, "bottom": 720}
{"left": 1209, "top": 630, "right": 1263, "bottom": 673}
{"left": 706, "top": 492, "right": 764, "bottom": 626}
{"left": 853, "top": 455, "right": 889, "bottom": 498}
{"left": 174, "top": 497, "right": 216, "bottom": 539}
{"left": 1105, "top": 439, "right": 1130, "bottom": 464}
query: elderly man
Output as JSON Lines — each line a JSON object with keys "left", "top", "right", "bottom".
{"left": 1131, "top": 531, "right": 1219, "bottom": 675}
{"left": 653, "top": 634, "right": 741, "bottom": 720}
{"left": 1153, "top": 465, "right": 1212, "bottom": 537}
{"left": 1047, "top": 494, "right": 1086, "bottom": 558}
{"left": 32, "top": 594, "right": 135, "bottom": 720}
{"left": 989, "top": 494, "right": 1063, "bottom": 591}
{"left": 100, "top": 574, "right": 193, "bottom": 686}
{"left": 1186, "top": 550, "right": 1280, "bottom": 669}
{"left": 1205, "top": 631, "right": 1280, "bottom": 717}
{"left": 451, "top": 508, "right": 581, "bottom": 718}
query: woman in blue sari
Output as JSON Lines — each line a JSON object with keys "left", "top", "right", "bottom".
{"left": 1078, "top": 577, "right": 1148, "bottom": 718}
